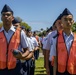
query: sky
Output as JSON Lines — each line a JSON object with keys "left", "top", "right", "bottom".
{"left": 0, "top": 0, "right": 76, "bottom": 31}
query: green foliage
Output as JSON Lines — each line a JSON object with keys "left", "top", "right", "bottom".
{"left": 38, "top": 30, "right": 46, "bottom": 37}
{"left": 15, "top": 16, "right": 31, "bottom": 30}
{"left": 21, "top": 22, "right": 31, "bottom": 30}
{"left": 0, "top": 22, "right": 3, "bottom": 27}
{"left": 35, "top": 57, "right": 44, "bottom": 67}
{"left": 0, "top": 21, "right": 31, "bottom": 30}
{"left": 35, "top": 57, "right": 46, "bottom": 75}
{"left": 72, "top": 22, "right": 76, "bottom": 32}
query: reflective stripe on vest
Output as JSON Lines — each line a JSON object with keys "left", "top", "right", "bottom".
{"left": 57, "top": 32, "right": 76, "bottom": 74}
{"left": 0, "top": 27, "right": 21, "bottom": 69}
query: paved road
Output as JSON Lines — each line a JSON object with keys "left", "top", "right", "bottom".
{"left": 39, "top": 53, "right": 44, "bottom": 57}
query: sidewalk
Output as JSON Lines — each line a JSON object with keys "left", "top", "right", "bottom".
{"left": 39, "top": 53, "right": 44, "bottom": 57}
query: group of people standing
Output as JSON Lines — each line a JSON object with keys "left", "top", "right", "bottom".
{"left": 41, "top": 7, "right": 76, "bottom": 75}
{"left": 0, "top": 4, "right": 40, "bottom": 75}
{"left": 0, "top": 3, "right": 76, "bottom": 75}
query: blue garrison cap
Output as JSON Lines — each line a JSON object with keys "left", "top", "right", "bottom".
{"left": 56, "top": 14, "right": 62, "bottom": 21}
{"left": 49, "top": 26, "right": 53, "bottom": 31}
{"left": 46, "top": 28, "right": 51, "bottom": 32}
{"left": 53, "top": 14, "right": 62, "bottom": 26}
{"left": 12, "top": 17, "right": 21, "bottom": 24}
{"left": 61, "top": 8, "right": 73, "bottom": 17}
{"left": 1, "top": 4, "right": 13, "bottom": 14}
{"left": 52, "top": 20, "right": 56, "bottom": 26}
{"left": 21, "top": 26, "right": 26, "bottom": 30}
{"left": 27, "top": 29, "right": 31, "bottom": 32}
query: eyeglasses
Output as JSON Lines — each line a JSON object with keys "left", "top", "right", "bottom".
{"left": 2, "top": 13, "right": 12, "bottom": 16}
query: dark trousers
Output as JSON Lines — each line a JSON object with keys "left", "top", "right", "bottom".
{"left": 21, "top": 61, "right": 28, "bottom": 75}
{"left": 34, "top": 49, "right": 39, "bottom": 60}
{"left": 27, "top": 59, "right": 35, "bottom": 75}
{"left": 0, "top": 62, "right": 22, "bottom": 75}
{"left": 30, "top": 59, "right": 35, "bottom": 75}
{"left": 49, "top": 61, "right": 53, "bottom": 75}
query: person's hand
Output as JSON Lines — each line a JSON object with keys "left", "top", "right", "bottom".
{"left": 12, "top": 50, "right": 23, "bottom": 59}
{"left": 32, "top": 57, "right": 35, "bottom": 61}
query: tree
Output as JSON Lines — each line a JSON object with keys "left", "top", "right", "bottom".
{"left": 21, "top": 22, "right": 31, "bottom": 30}
{"left": 0, "top": 22, "right": 3, "bottom": 27}
{"left": 15, "top": 16, "right": 31, "bottom": 30}
{"left": 72, "top": 22, "right": 76, "bottom": 32}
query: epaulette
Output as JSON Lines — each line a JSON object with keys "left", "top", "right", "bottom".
{"left": 53, "top": 33, "right": 59, "bottom": 38}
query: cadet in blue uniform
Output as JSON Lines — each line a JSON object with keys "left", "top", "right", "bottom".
{"left": 45, "top": 14, "right": 63, "bottom": 75}
{"left": 0, "top": 4, "right": 29, "bottom": 75}
{"left": 26, "top": 29, "right": 35, "bottom": 75}
{"left": 50, "top": 8, "right": 74, "bottom": 75}
{"left": 12, "top": 17, "right": 21, "bottom": 27}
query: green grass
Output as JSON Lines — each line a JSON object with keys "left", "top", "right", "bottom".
{"left": 35, "top": 57, "right": 47, "bottom": 75}
{"left": 35, "top": 57, "right": 44, "bottom": 68}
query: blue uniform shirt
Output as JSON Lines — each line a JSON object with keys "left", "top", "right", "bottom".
{"left": 50, "top": 32, "right": 74, "bottom": 61}
{"left": 0, "top": 25, "right": 29, "bottom": 51}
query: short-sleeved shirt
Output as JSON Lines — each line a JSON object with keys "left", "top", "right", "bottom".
{"left": 0, "top": 25, "right": 29, "bottom": 51}
{"left": 45, "top": 30, "right": 57, "bottom": 50}
{"left": 50, "top": 32, "right": 74, "bottom": 61}
{"left": 27, "top": 37, "right": 34, "bottom": 51}
{"left": 30, "top": 37, "right": 39, "bottom": 47}
{"left": 42, "top": 36, "right": 48, "bottom": 49}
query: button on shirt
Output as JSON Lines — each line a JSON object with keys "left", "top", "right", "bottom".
{"left": 0, "top": 25, "right": 29, "bottom": 51}
{"left": 50, "top": 32, "right": 74, "bottom": 61}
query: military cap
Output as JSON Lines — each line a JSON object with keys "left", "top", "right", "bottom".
{"left": 56, "top": 14, "right": 62, "bottom": 21}
{"left": 1, "top": 4, "right": 13, "bottom": 14}
{"left": 21, "top": 26, "right": 26, "bottom": 30}
{"left": 27, "top": 29, "right": 32, "bottom": 32}
{"left": 61, "top": 8, "right": 73, "bottom": 17}
{"left": 12, "top": 17, "right": 21, "bottom": 24}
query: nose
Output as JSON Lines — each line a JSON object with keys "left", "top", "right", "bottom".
{"left": 67, "top": 20, "right": 70, "bottom": 23}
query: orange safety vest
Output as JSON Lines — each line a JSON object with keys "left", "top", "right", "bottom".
{"left": 57, "top": 32, "right": 76, "bottom": 74}
{"left": 0, "top": 27, "right": 21, "bottom": 69}
{"left": 35, "top": 35, "right": 39, "bottom": 42}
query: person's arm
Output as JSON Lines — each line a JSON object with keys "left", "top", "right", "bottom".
{"left": 13, "top": 30, "right": 30, "bottom": 59}
{"left": 22, "top": 51, "right": 34, "bottom": 60}
{"left": 45, "top": 50, "right": 50, "bottom": 75}
{"left": 34, "top": 38, "right": 39, "bottom": 51}
{"left": 49, "top": 37, "right": 57, "bottom": 75}
{"left": 53, "top": 56, "right": 57, "bottom": 75}
{"left": 45, "top": 35, "right": 51, "bottom": 75}
{"left": 22, "top": 48, "right": 29, "bottom": 57}
{"left": 22, "top": 37, "right": 35, "bottom": 60}
{"left": 13, "top": 48, "right": 30, "bottom": 59}
{"left": 34, "top": 46, "right": 39, "bottom": 51}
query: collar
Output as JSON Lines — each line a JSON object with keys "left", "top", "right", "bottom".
{"left": 0, "top": 25, "right": 16, "bottom": 32}
{"left": 63, "top": 31, "right": 74, "bottom": 37}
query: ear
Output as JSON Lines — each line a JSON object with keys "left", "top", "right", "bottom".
{"left": 58, "top": 20, "right": 62, "bottom": 24}
{"left": 12, "top": 16, "right": 14, "bottom": 21}
{"left": 72, "top": 20, "right": 74, "bottom": 24}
